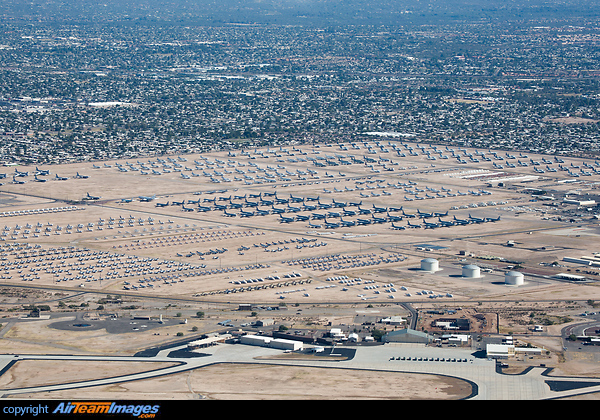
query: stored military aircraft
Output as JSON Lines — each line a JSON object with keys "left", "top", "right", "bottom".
{"left": 417, "top": 209, "right": 434, "bottom": 218}
{"left": 302, "top": 203, "right": 317, "bottom": 211}
{"left": 386, "top": 212, "right": 402, "bottom": 222}
{"left": 332, "top": 199, "right": 347, "bottom": 208}
{"left": 372, "top": 204, "right": 388, "bottom": 213}
{"left": 453, "top": 215, "right": 470, "bottom": 225}
{"left": 438, "top": 217, "right": 454, "bottom": 227}
{"left": 271, "top": 206, "right": 286, "bottom": 214}
{"left": 407, "top": 220, "right": 422, "bottom": 228}
{"left": 318, "top": 201, "right": 332, "bottom": 209}
{"left": 468, "top": 214, "right": 486, "bottom": 223}
{"left": 371, "top": 214, "right": 386, "bottom": 224}
{"left": 324, "top": 219, "right": 340, "bottom": 229}
{"left": 340, "top": 218, "right": 356, "bottom": 227}
{"left": 279, "top": 214, "right": 295, "bottom": 223}
{"left": 391, "top": 222, "right": 406, "bottom": 230}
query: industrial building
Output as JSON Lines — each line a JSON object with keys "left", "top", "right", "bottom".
{"left": 432, "top": 318, "right": 471, "bottom": 331}
{"left": 440, "top": 334, "right": 471, "bottom": 346}
{"left": 255, "top": 319, "right": 274, "bottom": 327}
{"left": 240, "top": 334, "right": 271, "bottom": 346}
{"left": 187, "top": 334, "right": 231, "bottom": 350}
{"left": 380, "top": 316, "right": 406, "bottom": 325}
{"left": 382, "top": 328, "right": 435, "bottom": 344}
{"left": 329, "top": 328, "right": 346, "bottom": 340}
{"left": 486, "top": 343, "right": 543, "bottom": 359}
{"left": 239, "top": 334, "right": 303, "bottom": 351}
{"left": 270, "top": 338, "right": 304, "bottom": 351}
{"left": 554, "top": 273, "right": 587, "bottom": 281}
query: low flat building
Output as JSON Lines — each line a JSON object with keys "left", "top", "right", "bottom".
{"left": 380, "top": 316, "right": 406, "bottom": 325}
{"left": 187, "top": 334, "right": 230, "bottom": 350}
{"left": 486, "top": 343, "right": 543, "bottom": 359}
{"left": 442, "top": 334, "right": 471, "bottom": 346}
{"left": 255, "top": 318, "right": 274, "bottom": 327}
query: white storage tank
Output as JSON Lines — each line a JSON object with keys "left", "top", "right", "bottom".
{"left": 505, "top": 271, "right": 524, "bottom": 286}
{"left": 462, "top": 264, "right": 481, "bottom": 278}
{"left": 420, "top": 258, "right": 440, "bottom": 272}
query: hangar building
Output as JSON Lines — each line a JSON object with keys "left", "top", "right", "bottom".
{"left": 382, "top": 328, "right": 435, "bottom": 344}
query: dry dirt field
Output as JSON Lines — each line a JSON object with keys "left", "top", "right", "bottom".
{"left": 8, "top": 362, "right": 473, "bottom": 400}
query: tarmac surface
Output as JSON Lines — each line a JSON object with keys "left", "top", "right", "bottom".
{"left": 1, "top": 342, "right": 600, "bottom": 400}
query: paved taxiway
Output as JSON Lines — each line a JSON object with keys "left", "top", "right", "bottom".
{"left": 2, "top": 343, "right": 600, "bottom": 400}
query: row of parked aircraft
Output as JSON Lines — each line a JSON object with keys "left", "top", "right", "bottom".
{"left": 2, "top": 168, "right": 89, "bottom": 185}
{"left": 299, "top": 212, "right": 501, "bottom": 230}
{"left": 122, "top": 186, "right": 502, "bottom": 230}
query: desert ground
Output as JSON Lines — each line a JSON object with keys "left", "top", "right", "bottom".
{"left": 1, "top": 140, "right": 600, "bottom": 399}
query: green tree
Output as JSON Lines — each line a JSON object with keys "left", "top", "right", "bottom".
{"left": 371, "top": 328, "right": 385, "bottom": 341}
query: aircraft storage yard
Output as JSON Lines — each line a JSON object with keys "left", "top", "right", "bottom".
{"left": 2, "top": 139, "right": 600, "bottom": 400}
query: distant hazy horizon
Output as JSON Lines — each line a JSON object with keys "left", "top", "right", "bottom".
{"left": 1, "top": 0, "right": 599, "bottom": 26}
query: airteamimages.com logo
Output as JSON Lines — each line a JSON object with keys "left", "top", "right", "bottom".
{"left": 52, "top": 402, "right": 160, "bottom": 418}
{"left": 2, "top": 402, "right": 161, "bottom": 418}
